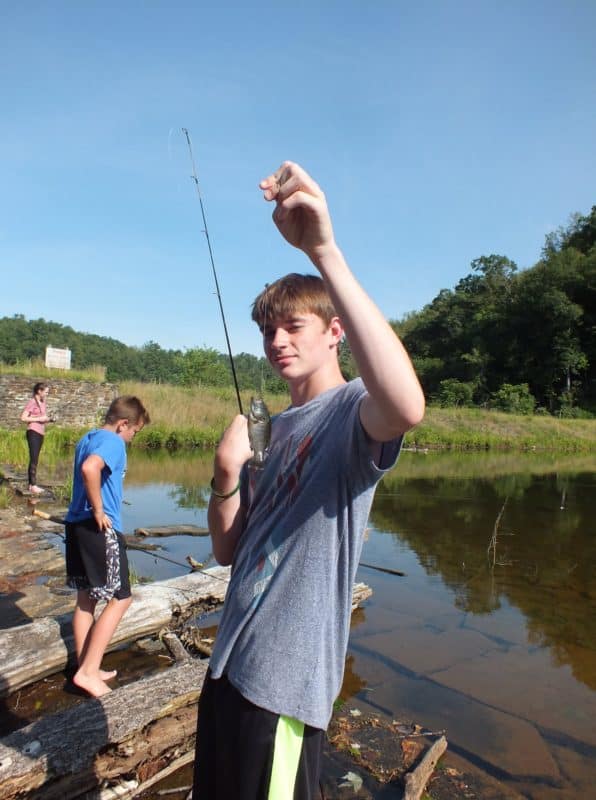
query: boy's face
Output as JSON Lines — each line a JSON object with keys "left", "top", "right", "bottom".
{"left": 117, "top": 419, "right": 144, "bottom": 444}
{"left": 262, "top": 312, "right": 343, "bottom": 382}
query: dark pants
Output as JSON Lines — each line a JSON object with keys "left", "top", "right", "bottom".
{"left": 26, "top": 430, "right": 44, "bottom": 486}
{"left": 193, "top": 671, "right": 324, "bottom": 799}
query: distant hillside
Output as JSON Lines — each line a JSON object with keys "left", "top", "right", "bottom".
{"left": 0, "top": 314, "right": 286, "bottom": 391}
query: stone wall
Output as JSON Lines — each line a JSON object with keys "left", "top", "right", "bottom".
{"left": 0, "top": 375, "right": 118, "bottom": 430}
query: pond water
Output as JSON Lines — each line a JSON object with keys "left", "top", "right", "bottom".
{"left": 118, "top": 449, "right": 595, "bottom": 799}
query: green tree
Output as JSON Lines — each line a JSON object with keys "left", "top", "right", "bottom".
{"left": 180, "top": 347, "right": 230, "bottom": 387}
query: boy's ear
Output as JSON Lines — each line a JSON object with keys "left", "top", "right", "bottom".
{"left": 329, "top": 316, "right": 344, "bottom": 344}
{"left": 115, "top": 419, "right": 129, "bottom": 434}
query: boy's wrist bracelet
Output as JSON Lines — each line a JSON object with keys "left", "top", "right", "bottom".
{"left": 210, "top": 477, "right": 240, "bottom": 500}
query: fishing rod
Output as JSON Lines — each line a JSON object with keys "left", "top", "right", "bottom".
{"left": 32, "top": 510, "right": 404, "bottom": 583}
{"left": 182, "top": 127, "right": 243, "bottom": 415}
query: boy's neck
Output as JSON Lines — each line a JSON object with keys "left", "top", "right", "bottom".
{"left": 287, "top": 366, "right": 346, "bottom": 407}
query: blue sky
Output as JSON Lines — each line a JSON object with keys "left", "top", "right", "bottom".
{"left": 1, "top": 1, "right": 595, "bottom": 358}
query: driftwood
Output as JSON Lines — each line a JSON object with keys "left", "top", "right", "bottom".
{"left": 0, "top": 583, "right": 374, "bottom": 799}
{"left": 0, "top": 568, "right": 230, "bottom": 697}
{"left": 350, "top": 581, "right": 372, "bottom": 610}
{"left": 160, "top": 632, "right": 191, "bottom": 664}
{"left": 359, "top": 561, "right": 406, "bottom": 577}
{"left": 134, "top": 525, "right": 209, "bottom": 537}
{"left": 31, "top": 510, "right": 165, "bottom": 553}
{"left": 91, "top": 752, "right": 194, "bottom": 800}
{"left": 403, "top": 735, "right": 448, "bottom": 800}
{"left": 0, "top": 658, "right": 208, "bottom": 800}
{"left": 0, "top": 576, "right": 371, "bottom": 698}
{"left": 123, "top": 536, "right": 162, "bottom": 551}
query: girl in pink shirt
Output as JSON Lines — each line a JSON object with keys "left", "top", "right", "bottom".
{"left": 20, "top": 382, "right": 52, "bottom": 494}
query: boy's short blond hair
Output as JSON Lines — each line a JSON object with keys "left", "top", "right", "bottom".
{"left": 251, "top": 273, "right": 337, "bottom": 330}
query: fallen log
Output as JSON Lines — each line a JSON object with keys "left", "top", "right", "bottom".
{"left": 93, "top": 752, "right": 194, "bottom": 800}
{"left": 0, "top": 658, "right": 208, "bottom": 800}
{"left": 31, "top": 511, "right": 164, "bottom": 552}
{"left": 0, "top": 576, "right": 371, "bottom": 697}
{"left": 0, "top": 583, "right": 375, "bottom": 799}
{"left": 161, "top": 632, "right": 191, "bottom": 664}
{"left": 123, "top": 536, "right": 162, "bottom": 551}
{"left": 0, "top": 568, "right": 230, "bottom": 698}
{"left": 403, "top": 735, "right": 448, "bottom": 800}
{"left": 134, "top": 525, "right": 209, "bottom": 537}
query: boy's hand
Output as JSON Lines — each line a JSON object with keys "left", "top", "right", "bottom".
{"left": 260, "top": 162, "right": 336, "bottom": 263}
{"left": 93, "top": 508, "right": 113, "bottom": 532}
{"left": 213, "top": 414, "right": 252, "bottom": 487}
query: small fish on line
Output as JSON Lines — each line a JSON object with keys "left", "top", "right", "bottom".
{"left": 248, "top": 396, "right": 271, "bottom": 468}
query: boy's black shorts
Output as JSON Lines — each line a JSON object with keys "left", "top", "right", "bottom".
{"left": 65, "top": 518, "right": 131, "bottom": 601}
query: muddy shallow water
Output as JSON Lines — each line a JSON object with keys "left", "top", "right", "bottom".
{"left": 4, "top": 449, "right": 595, "bottom": 798}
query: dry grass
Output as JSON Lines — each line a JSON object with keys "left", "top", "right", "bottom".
{"left": 1, "top": 359, "right": 106, "bottom": 382}
{"left": 119, "top": 381, "right": 289, "bottom": 429}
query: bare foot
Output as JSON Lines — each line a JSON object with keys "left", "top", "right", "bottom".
{"left": 99, "top": 669, "right": 117, "bottom": 681}
{"left": 72, "top": 670, "right": 112, "bottom": 697}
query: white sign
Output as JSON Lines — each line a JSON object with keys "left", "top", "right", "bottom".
{"left": 45, "top": 346, "right": 72, "bottom": 370}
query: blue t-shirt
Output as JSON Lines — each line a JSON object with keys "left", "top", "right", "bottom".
{"left": 209, "top": 379, "right": 402, "bottom": 730}
{"left": 65, "top": 429, "right": 127, "bottom": 532}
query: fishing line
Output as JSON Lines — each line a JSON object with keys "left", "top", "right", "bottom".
{"left": 33, "top": 510, "right": 231, "bottom": 584}
{"left": 259, "top": 283, "right": 270, "bottom": 397}
{"left": 182, "top": 127, "right": 243, "bottom": 415}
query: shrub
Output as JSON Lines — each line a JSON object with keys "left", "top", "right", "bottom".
{"left": 490, "top": 383, "right": 536, "bottom": 415}
{"left": 436, "top": 379, "right": 475, "bottom": 408}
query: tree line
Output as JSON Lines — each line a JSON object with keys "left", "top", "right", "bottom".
{"left": 1, "top": 205, "right": 594, "bottom": 415}
{"left": 392, "top": 205, "right": 595, "bottom": 416}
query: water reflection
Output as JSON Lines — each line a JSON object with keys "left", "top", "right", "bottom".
{"left": 118, "top": 449, "right": 596, "bottom": 798}
{"left": 371, "top": 467, "right": 596, "bottom": 691}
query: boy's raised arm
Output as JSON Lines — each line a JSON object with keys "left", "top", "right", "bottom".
{"left": 260, "top": 162, "right": 425, "bottom": 443}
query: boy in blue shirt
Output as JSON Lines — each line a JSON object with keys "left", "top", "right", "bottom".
{"left": 65, "top": 395, "right": 150, "bottom": 698}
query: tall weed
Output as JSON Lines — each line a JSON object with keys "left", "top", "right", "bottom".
{"left": 1, "top": 359, "right": 106, "bottom": 382}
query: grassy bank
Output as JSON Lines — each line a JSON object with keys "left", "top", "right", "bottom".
{"left": 1, "top": 381, "right": 595, "bottom": 456}
{"left": 409, "top": 406, "right": 596, "bottom": 452}
{"left": 118, "top": 381, "right": 291, "bottom": 451}
{"left": 120, "top": 382, "right": 596, "bottom": 452}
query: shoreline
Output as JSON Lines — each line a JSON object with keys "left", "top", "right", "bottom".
{"left": 0, "top": 471, "right": 528, "bottom": 799}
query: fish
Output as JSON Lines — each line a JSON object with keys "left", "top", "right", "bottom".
{"left": 247, "top": 396, "right": 271, "bottom": 468}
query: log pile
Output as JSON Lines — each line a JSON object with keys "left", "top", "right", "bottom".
{"left": 0, "top": 568, "right": 230, "bottom": 697}
{"left": 0, "top": 572, "right": 374, "bottom": 799}
{"left": 0, "top": 660, "right": 207, "bottom": 800}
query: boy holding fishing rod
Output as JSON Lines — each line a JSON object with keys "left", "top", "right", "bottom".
{"left": 194, "top": 162, "right": 425, "bottom": 798}
{"left": 64, "top": 396, "right": 150, "bottom": 698}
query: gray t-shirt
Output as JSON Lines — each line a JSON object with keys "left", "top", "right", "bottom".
{"left": 209, "top": 378, "right": 402, "bottom": 729}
